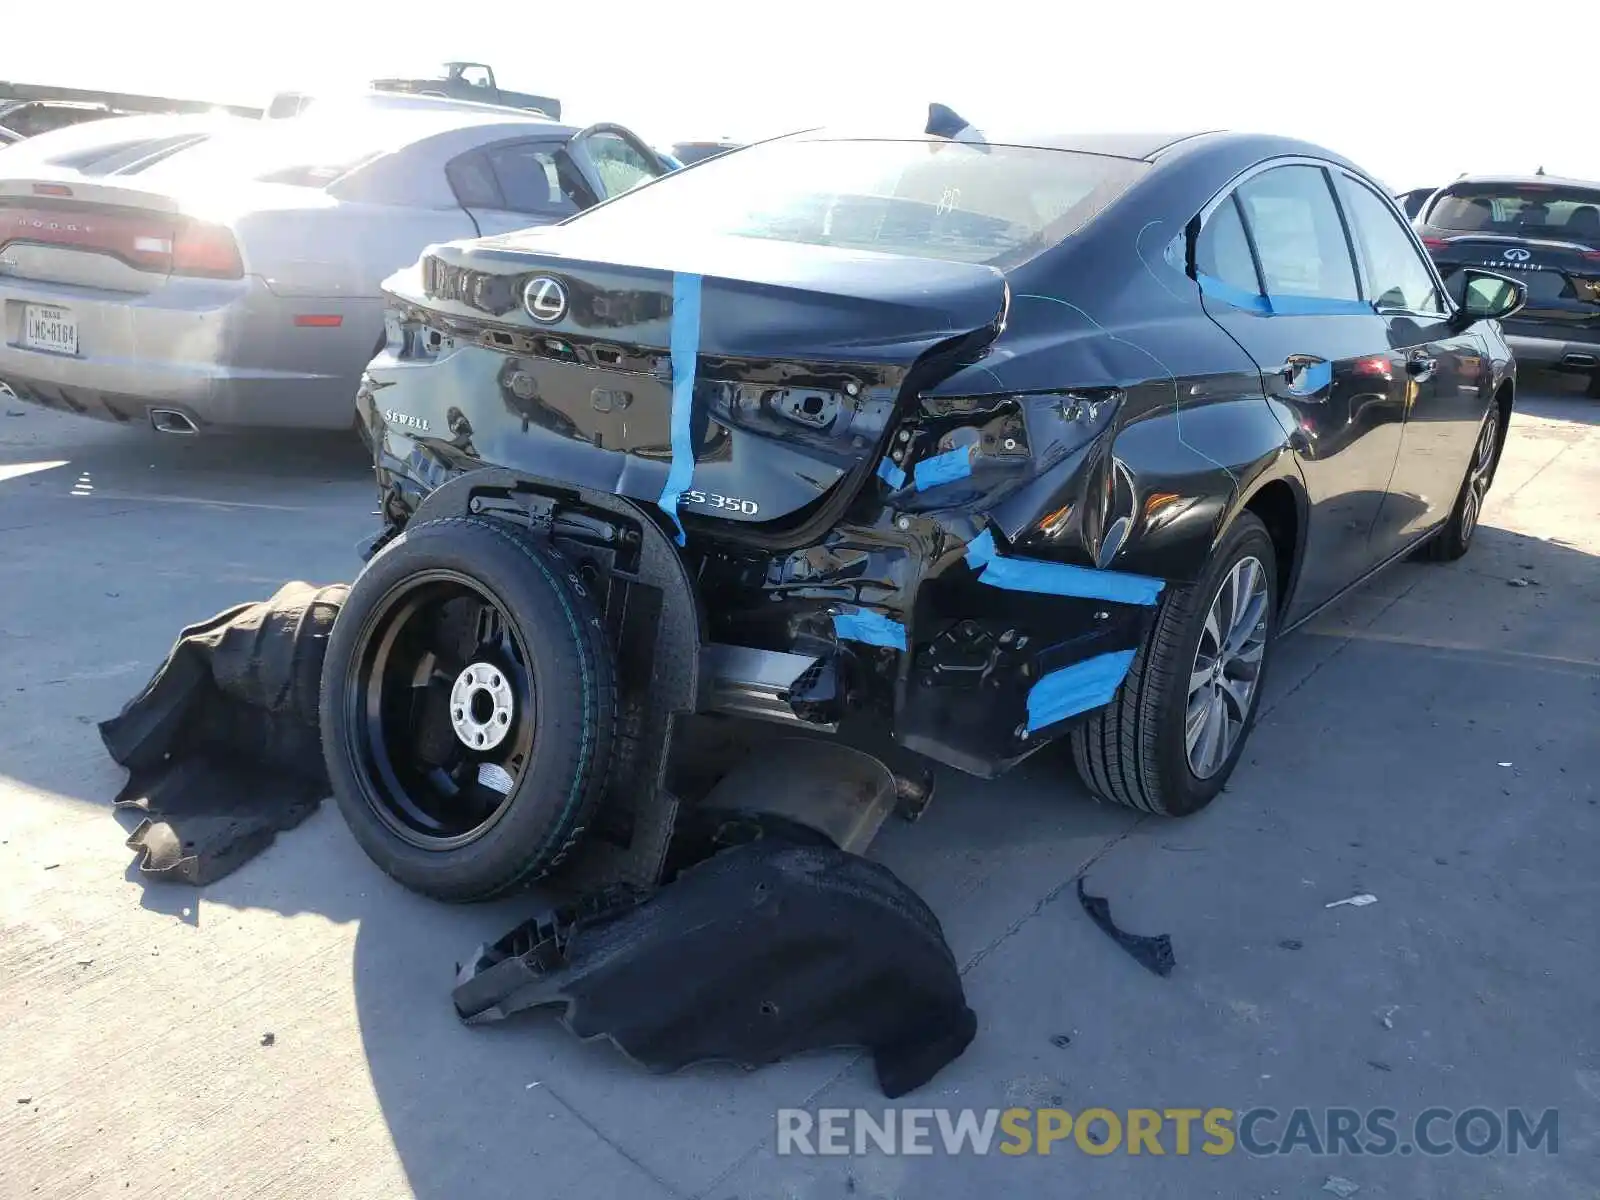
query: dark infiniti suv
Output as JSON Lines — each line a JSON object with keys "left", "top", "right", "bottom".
{"left": 1415, "top": 175, "right": 1600, "bottom": 397}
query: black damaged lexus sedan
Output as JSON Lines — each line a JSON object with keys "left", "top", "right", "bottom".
{"left": 330, "top": 124, "right": 1529, "bottom": 901}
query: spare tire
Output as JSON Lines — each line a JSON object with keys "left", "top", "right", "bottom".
{"left": 320, "top": 516, "right": 616, "bottom": 902}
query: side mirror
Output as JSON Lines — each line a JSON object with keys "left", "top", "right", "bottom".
{"left": 1456, "top": 269, "right": 1527, "bottom": 326}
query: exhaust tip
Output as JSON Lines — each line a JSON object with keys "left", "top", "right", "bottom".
{"left": 1560, "top": 353, "right": 1598, "bottom": 369}
{"left": 149, "top": 408, "right": 199, "bottom": 435}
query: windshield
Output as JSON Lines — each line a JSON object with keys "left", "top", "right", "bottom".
{"left": 1426, "top": 181, "right": 1600, "bottom": 245}
{"left": 565, "top": 136, "right": 1148, "bottom": 268}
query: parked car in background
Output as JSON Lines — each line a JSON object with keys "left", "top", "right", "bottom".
{"left": 1415, "top": 174, "right": 1600, "bottom": 397}
{"left": 0, "top": 104, "right": 668, "bottom": 434}
{"left": 670, "top": 139, "right": 743, "bottom": 166}
{"left": 368, "top": 62, "right": 561, "bottom": 121}
{"left": 1395, "top": 186, "right": 1437, "bottom": 219}
{"left": 0, "top": 98, "right": 123, "bottom": 140}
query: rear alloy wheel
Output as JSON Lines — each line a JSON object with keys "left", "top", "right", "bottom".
{"left": 1418, "top": 404, "right": 1500, "bottom": 563}
{"left": 1070, "top": 512, "right": 1278, "bottom": 816}
{"left": 320, "top": 517, "right": 616, "bottom": 902}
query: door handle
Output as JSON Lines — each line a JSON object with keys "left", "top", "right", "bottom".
{"left": 1279, "top": 354, "right": 1332, "bottom": 397}
{"left": 1406, "top": 353, "right": 1437, "bottom": 381}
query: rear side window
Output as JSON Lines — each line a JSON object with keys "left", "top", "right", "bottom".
{"left": 445, "top": 150, "right": 503, "bottom": 208}
{"left": 1335, "top": 175, "right": 1444, "bottom": 313}
{"left": 1427, "top": 182, "right": 1600, "bottom": 244}
{"left": 1235, "top": 166, "right": 1359, "bottom": 301}
{"left": 1195, "top": 196, "right": 1260, "bottom": 294}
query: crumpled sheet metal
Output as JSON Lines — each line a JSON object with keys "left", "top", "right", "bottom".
{"left": 99, "top": 582, "right": 348, "bottom": 885}
{"left": 453, "top": 838, "right": 978, "bottom": 1098}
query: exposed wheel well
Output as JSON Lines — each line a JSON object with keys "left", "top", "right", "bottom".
{"left": 1243, "top": 480, "right": 1299, "bottom": 614}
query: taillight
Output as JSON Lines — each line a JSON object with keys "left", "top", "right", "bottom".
{"left": 171, "top": 220, "right": 242, "bottom": 279}
{"left": 0, "top": 200, "right": 242, "bottom": 278}
{"left": 1421, "top": 236, "right": 1448, "bottom": 250}
{"left": 1581, "top": 250, "right": 1600, "bottom": 264}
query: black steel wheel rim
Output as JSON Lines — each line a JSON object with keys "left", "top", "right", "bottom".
{"left": 343, "top": 569, "right": 538, "bottom": 850}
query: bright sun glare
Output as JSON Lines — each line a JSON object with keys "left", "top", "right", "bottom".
{"left": 3, "top": 0, "right": 1598, "bottom": 192}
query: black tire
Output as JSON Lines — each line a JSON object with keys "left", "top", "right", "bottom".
{"left": 320, "top": 516, "right": 616, "bottom": 902}
{"left": 1070, "top": 512, "right": 1279, "bottom": 817}
{"left": 1417, "top": 402, "right": 1501, "bottom": 563}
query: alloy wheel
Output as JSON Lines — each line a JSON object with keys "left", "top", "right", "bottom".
{"left": 345, "top": 570, "right": 537, "bottom": 850}
{"left": 1459, "top": 409, "right": 1499, "bottom": 542}
{"left": 1186, "top": 555, "right": 1270, "bottom": 779}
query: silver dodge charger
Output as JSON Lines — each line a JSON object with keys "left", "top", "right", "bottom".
{"left": 0, "top": 98, "right": 668, "bottom": 433}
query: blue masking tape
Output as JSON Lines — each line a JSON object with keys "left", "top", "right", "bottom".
{"left": 832, "top": 608, "right": 908, "bottom": 650}
{"left": 1025, "top": 649, "right": 1137, "bottom": 732}
{"left": 876, "top": 458, "right": 907, "bottom": 489}
{"left": 964, "top": 529, "right": 1165, "bottom": 606}
{"left": 913, "top": 444, "right": 974, "bottom": 491}
{"left": 1292, "top": 360, "right": 1333, "bottom": 395}
{"left": 1196, "top": 272, "right": 1272, "bottom": 314}
{"left": 1197, "top": 273, "right": 1375, "bottom": 318}
{"left": 657, "top": 272, "right": 703, "bottom": 545}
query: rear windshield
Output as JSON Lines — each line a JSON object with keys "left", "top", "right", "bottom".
{"left": 1426, "top": 182, "right": 1600, "bottom": 244}
{"left": 139, "top": 119, "right": 404, "bottom": 188}
{"left": 564, "top": 136, "right": 1149, "bottom": 268}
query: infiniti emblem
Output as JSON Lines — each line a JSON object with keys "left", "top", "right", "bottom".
{"left": 523, "top": 275, "right": 569, "bottom": 323}
{"left": 1502, "top": 248, "right": 1531, "bottom": 262}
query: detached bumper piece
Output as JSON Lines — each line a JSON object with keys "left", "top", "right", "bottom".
{"left": 452, "top": 838, "right": 977, "bottom": 1098}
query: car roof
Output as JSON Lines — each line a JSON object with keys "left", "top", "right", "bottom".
{"left": 1440, "top": 173, "right": 1600, "bottom": 191}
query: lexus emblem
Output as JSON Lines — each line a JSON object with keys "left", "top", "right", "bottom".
{"left": 1502, "top": 248, "right": 1531, "bottom": 262}
{"left": 523, "top": 275, "right": 569, "bottom": 323}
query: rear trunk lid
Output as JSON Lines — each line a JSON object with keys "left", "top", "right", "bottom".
{"left": 0, "top": 177, "right": 191, "bottom": 292}
{"left": 380, "top": 226, "right": 1009, "bottom": 528}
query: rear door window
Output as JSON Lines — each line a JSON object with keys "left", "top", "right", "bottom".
{"left": 1235, "top": 165, "right": 1360, "bottom": 301}
{"left": 1335, "top": 175, "right": 1446, "bottom": 313}
{"left": 484, "top": 141, "right": 582, "bottom": 217}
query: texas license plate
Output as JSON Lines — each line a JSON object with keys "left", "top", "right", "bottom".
{"left": 22, "top": 304, "right": 78, "bottom": 356}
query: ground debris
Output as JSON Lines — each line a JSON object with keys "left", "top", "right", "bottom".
{"left": 260, "top": 1032, "right": 275, "bottom": 1047}
{"left": 1507, "top": 577, "right": 1538, "bottom": 588}
{"left": 1378, "top": 1005, "right": 1398, "bottom": 1030}
{"left": 1077, "top": 879, "right": 1175, "bottom": 977}
{"left": 1323, "top": 1176, "right": 1360, "bottom": 1197}
{"left": 1325, "top": 894, "right": 1377, "bottom": 909}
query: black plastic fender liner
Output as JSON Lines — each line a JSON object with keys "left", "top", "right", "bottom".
{"left": 452, "top": 838, "right": 978, "bottom": 1098}
{"left": 98, "top": 582, "right": 349, "bottom": 885}
{"left": 410, "top": 468, "right": 702, "bottom": 891}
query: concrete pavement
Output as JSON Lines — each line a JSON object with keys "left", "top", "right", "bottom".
{"left": 1, "top": 378, "right": 1595, "bottom": 1199}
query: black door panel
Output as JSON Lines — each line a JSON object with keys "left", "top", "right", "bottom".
{"left": 1194, "top": 163, "right": 1403, "bottom": 623}
{"left": 1333, "top": 172, "right": 1487, "bottom": 552}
